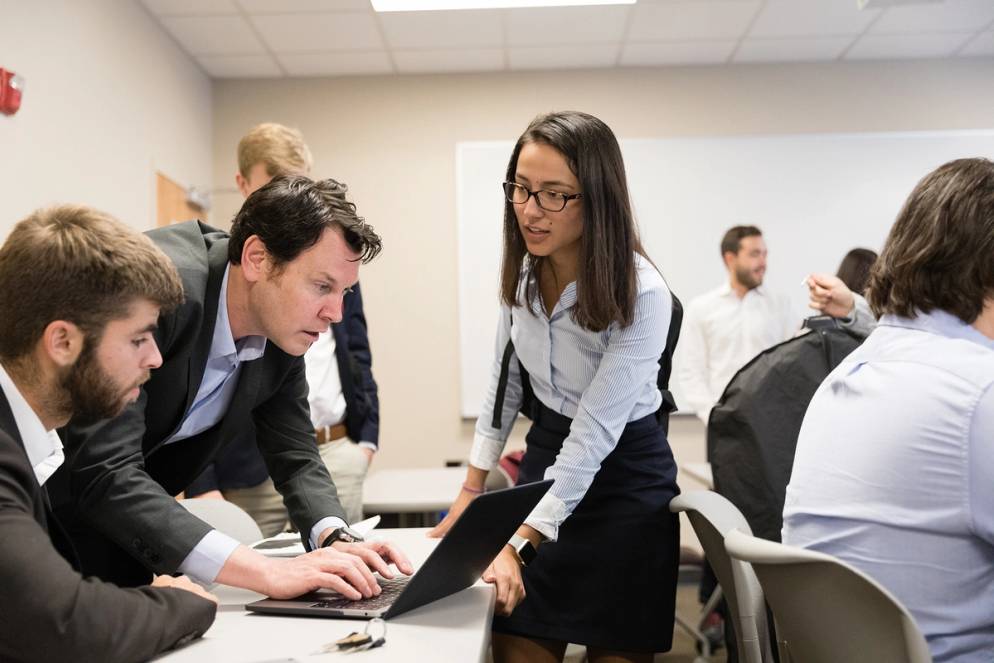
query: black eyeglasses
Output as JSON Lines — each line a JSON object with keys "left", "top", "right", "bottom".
{"left": 502, "top": 181, "right": 583, "bottom": 213}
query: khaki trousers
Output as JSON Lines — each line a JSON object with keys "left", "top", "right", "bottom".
{"left": 224, "top": 439, "right": 370, "bottom": 537}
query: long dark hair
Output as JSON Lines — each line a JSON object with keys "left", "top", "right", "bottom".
{"left": 499, "top": 111, "right": 646, "bottom": 331}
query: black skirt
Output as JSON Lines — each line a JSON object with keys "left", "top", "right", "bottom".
{"left": 492, "top": 403, "right": 681, "bottom": 653}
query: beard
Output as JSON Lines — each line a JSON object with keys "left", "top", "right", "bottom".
{"left": 54, "top": 342, "right": 147, "bottom": 426}
{"left": 735, "top": 264, "right": 763, "bottom": 291}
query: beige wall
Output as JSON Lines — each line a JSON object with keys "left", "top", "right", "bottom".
{"left": 212, "top": 59, "right": 994, "bottom": 472}
{"left": 0, "top": 1, "right": 212, "bottom": 238}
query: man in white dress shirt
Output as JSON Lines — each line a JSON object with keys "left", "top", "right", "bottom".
{"left": 678, "top": 225, "right": 794, "bottom": 424}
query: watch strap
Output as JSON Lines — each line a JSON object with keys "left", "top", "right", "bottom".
{"left": 508, "top": 533, "right": 537, "bottom": 566}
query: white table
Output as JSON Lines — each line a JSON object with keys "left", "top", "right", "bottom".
{"left": 362, "top": 467, "right": 465, "bottom": 514}
{"left": 681, "top": 461, "right": 714, "bottom": 489}
{"left": 157, "top": 528, "right": 494, "bottom": 663}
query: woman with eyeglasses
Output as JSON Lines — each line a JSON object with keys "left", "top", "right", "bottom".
{"left": 429, "top": 111, "right": 680, "bottom": 663}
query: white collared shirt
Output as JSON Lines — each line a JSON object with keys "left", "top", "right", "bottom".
{"left": 677, "top": 282, "right": 795, "bottom": 423}
{"left": 0, "top": 363, "right": 64, "bottom": 486}
{"left": 305, "top": 331, "right": 347, "bottom": 429}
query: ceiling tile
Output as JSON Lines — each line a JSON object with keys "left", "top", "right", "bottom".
{"left": 276, "top": 51, "right": 394, "bottom": 76}
{"left": 620, "top": 40, "right": 736, "bottom": 66}
{"left": 252, "top": 12, "right": 384, "bottom": 51}
{"left": 627, "top": 1, "right": 761, "bottom": 42}
{"left": 142, "top": 0, "right": 238, "bottom": 16}
{"left": 870, "top": 0, "right": 994, "bottom": 34}
{"left": 237, "top": 0, "right": 371, "bottom": 12}
{"left": 379, "top": 9, "right": 502, "bottom": 49}
{"left": 161, "top": 15, "right": 266, "bottom": 55}
{"left": 197, "top": 54, "right": 283, "bottom": 77}
{"left": 846, "top": 32, "right": 973, "bottom": 59}
{"left": 509, "top": 44, "right": 618, "bottom": 70}
{"left": 506, "top": 5, "right": 630, "bottom": 46}
{"left": 394, "top": 48, "right": 504, "bottom": 73}
{"left": 734, "top": 36, "right": 852, "bottom": 62}
{"left": 750, "top": 0, "right": 881, "bottom": 38}
{"left": 960, "top": 31, "right": 994, "bottom": 56}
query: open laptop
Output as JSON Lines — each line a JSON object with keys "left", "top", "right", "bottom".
{"left": 246, "top": 479, "right": 553, "bottom": 620}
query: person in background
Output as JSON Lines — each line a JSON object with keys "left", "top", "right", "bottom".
{"left": 431, "top": 111, "right": 681, "bottom": 663}
{"left": 805, "top": 247, "right": 878, "bottom": 334}
{"left": 678, "top": 225, "right": 794, "bottom": 425}
{"left": 784, "top": 158, "right": 994, "bottom": 663}
{"left": 834, "top": 247, "right": 877, "bottom": 295}
{"left": 187, "top": 122, "right": 380, "bottom": 530}
{"left": 0, "top": 205, "right": 217, "bottom": 663}
{"left": 49, "top": 176, "right": 411, "bottom": 600}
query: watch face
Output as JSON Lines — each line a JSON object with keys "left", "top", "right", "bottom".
{"left": 514, "top": 539, "right": 537, "bottom": 565}
{"left": 340, "top": 527, "right": 364, "bottom": 543}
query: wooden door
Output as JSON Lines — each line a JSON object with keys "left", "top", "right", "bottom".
{"left": 156, "top": 172, "right": 206, "bottom": 227}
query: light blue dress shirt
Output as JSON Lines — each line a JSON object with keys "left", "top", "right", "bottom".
{"left": 783, "top": 309, "right": 994, "bottom": 663}
{"left": 471, "top": 254, "right": 671, "bottom": 541}
{"left": 176, "top": 267, "right": 345, "bottom": 584}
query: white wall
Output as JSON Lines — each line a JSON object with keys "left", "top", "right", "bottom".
{"left": 0, "top": 1, "right": 213, "bottom": 237}
{"left": 212, "top": 59, "right": 994, "bottom": 473}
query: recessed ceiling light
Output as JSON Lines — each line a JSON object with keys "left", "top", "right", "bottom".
{"left": 371, "top": 0, "right": 636, "bottom": 12}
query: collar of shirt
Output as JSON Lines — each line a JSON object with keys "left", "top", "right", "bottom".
{"left": 523, "top": 274, "right": 577, "bottom": 319}
{"left": 0, "top": 362, "right": 64, "bottom": 486}
{"left": 880, "top": 309, "right": 994, "bottom": 351}
{"left": 213, "top": 264, "right": 267, "bottom": 365}
{"left": 717, "top": 281, "right": 768, "bottom": 300}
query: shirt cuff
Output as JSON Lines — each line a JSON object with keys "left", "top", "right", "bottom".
{"left": 310, "top": 516, "right": 349, "bottom": 549}
{"left": 524, "top": 491, "right": 569, "bottom": 542}
{"left": 358, "top": 441, "right": 377, "bottom": 453}
{"left": 177, "top": 529, "right": 241, "bottom": 585}
{"left": 469, "top": 432, "right": 503, "bottom": 471}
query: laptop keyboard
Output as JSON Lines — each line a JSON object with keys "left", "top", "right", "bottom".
{"left": 310, "top": 576, "right": 410, "bottom": 610}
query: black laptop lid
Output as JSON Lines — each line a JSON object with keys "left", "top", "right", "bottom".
{"left": 383, "top": 478, "right": 552, "bottom": 619}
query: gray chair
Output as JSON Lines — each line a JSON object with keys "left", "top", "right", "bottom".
{"left": 670, "top": 491, "right": 774, "bottom": 663}
{"left": 180, "top": 497, "right": 264, "bottom": 545}
{"left": 724, "top": 529, "right": 933, "bottom": 663}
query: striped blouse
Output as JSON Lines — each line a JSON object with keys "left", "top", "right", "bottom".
{"left": 470, "top": 253, "right": 672, "bottom": 540}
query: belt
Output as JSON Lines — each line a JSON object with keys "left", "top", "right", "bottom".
{"left": 315, "top": 423, "right": 348, "bottom": 445}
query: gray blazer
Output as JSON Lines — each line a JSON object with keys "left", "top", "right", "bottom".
{"left": 49, "top": 220, "right": 345, "bottom": 586}
{"left": 0, "top": 389, "right": 215, "bottom": 662}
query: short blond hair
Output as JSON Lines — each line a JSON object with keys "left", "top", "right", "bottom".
{"left": 0, "top": 205, "right": 184, "bottom": 361}
{"left": 237, "top": 123, "right": 313, "bottom": 179}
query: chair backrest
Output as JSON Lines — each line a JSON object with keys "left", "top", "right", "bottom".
{"left": 724, "top": 529, "right": 933, "bottom": 663}
{"left": 669, "top": 491, "right": 773, "bottom": 663}
{"left": 180, "top": 498, "right": 264, "bottom": 545}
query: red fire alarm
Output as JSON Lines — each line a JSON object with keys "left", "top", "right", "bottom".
{"left": 1, "top": 68, "right": 25, "bottom": 116}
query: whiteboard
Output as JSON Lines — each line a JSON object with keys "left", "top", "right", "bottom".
{"left": 457, "top": 130, "right": 994, "bottom": 418}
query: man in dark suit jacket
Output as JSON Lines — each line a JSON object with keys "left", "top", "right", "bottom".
{"left": 0, "top": 205, "right": 216, "bottom": 663}
{"left": 186, "top": 122, "right": 380, "bottom": 531}
{"left": 50, "top": 176, "right": 411, "bottom": 597}
{"left": 187, "top": 281, "right": 379, "bottom": 530}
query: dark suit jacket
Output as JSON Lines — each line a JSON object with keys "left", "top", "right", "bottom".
{"left": 48, "top": 221, "right": 346, "bottom": 585}
{"left": 0, "top": 389, "right": 215, "bottom": 662}
{"left": 187, "top": 282, "right": 379, "bottom": 494}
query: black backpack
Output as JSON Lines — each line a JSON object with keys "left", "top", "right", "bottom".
{"left": 491, "top": 292, "right": 684, "bottom": 436}
{"left": 707, "top": 317, "right": 868, "bottom": 542}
